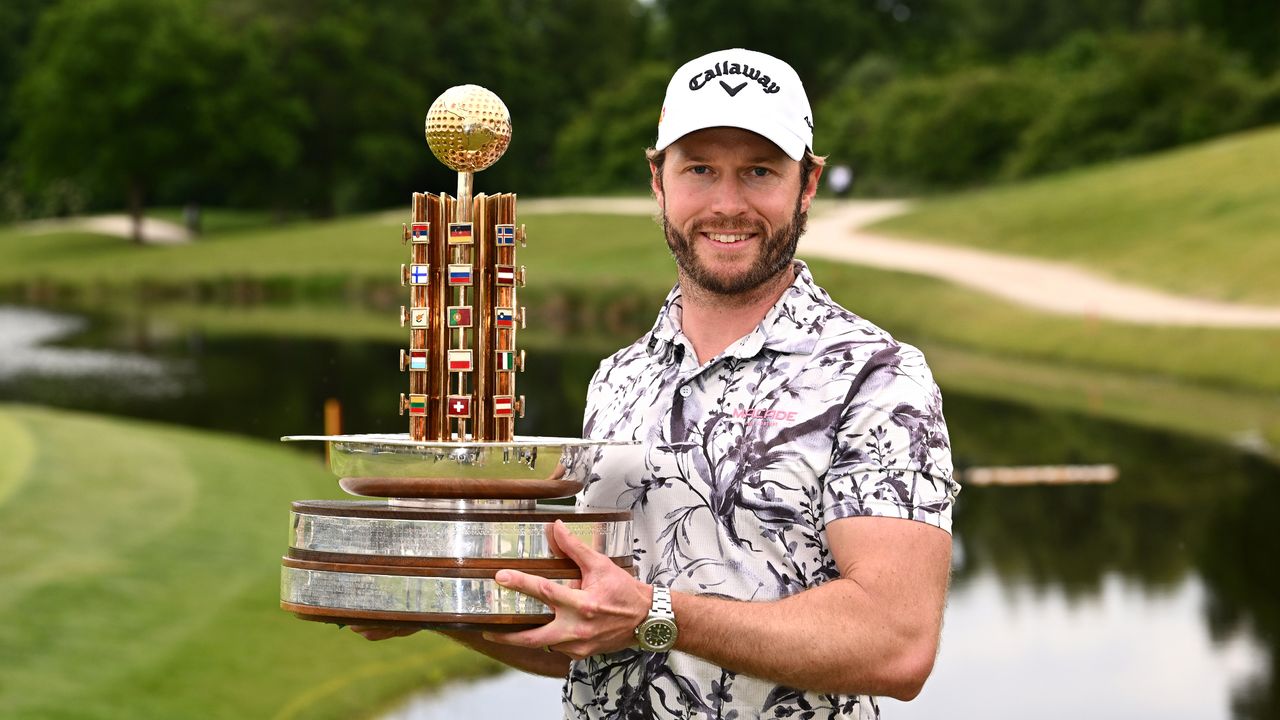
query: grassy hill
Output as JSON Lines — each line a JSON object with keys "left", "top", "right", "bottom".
{"left": 871, "top": 124, "right": 1280, "bottom": 304}
{"left": 0, "top": 404, "right": 499, "bottom": 719}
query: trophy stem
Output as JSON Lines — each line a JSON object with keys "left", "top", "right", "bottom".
{"left": 455, "top": 172, "right": 474, "bottom": 221}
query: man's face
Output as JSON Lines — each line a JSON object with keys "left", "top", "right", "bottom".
{"left": 652, "top": 127, "right": 820, "bottom": 297}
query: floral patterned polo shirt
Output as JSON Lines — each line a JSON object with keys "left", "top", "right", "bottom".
{"left": 564, "top": 260, "right": 958, "bottom": 720}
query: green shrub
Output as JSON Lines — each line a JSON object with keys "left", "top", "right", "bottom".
{"left": 816, "top": 32, "right": 1275, "bottom": 193}
{"left": 1250, "top": 71, "right": 1280, "bottom": 125}
{"left": 1006, "top": 33, "right": 1261, "bottom": 177}
{"left": 881, "top": 68, "right": 1046, "bottom": 187}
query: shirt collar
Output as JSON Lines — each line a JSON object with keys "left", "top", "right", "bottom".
{"left": 647, "top": 260, "right": 825, "bottom": 359}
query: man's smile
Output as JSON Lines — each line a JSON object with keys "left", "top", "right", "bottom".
{"left": 703, "top": 231, "right": 755, "bottom": 245}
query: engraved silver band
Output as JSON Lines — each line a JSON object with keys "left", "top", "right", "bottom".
{"left": 281, "top": 566, "right": 560, "bottom": 615}
{"left": 290, "top": 512, "right": 633, "bottom": 559}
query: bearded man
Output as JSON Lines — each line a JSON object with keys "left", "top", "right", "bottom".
{"left": 362, "top": 48, "right": 958, "bottom": 720}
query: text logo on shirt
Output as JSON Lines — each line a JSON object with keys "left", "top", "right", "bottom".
{"left": 733, "top": 407, "right": 798, "bottom": 425}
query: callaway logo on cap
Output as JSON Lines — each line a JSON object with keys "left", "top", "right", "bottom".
{"left": 655, "top": 48, "right": 814, "bottom": 161}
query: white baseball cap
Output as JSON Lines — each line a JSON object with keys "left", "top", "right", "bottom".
{"left": 655, "top": 48, "right": 814, "bottom": 161}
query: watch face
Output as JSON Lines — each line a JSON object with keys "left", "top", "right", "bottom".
{"left": 642, "top": 620, "right": 676, "bottom": 649}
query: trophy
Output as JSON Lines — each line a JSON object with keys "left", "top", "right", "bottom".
{"left": 278, "top": 85, "right": 633, "bottom": 630}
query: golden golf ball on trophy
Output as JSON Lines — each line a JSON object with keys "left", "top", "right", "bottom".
{"left": 425, "top": 84, "right": 512, "bottom": 173}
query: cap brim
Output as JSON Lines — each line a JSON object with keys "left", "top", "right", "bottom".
{"left": 656, "top": 116, "right": 807, "bottom": 161}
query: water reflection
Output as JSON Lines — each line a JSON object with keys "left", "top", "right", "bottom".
{"left": 2, "top": 306, "right": 1277, "bottom": 719}
{"left": 388, "top": 569, "right": 1269, "bottom": 720}
{"left": 885, "top": 571, "right": 1268, "bottom": 719}
{"left": 0, "top": 306, "right": 176, "bottom": 393}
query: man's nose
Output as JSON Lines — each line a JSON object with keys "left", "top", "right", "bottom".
{"left": 707, "top": 177, "right": 749, "bottom": 216}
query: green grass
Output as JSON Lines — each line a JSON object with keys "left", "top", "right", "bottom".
{"left": 145, "top": 207, "right": 282, "bottom": 236}
{"left": 803, "top": 259, "right": 1280, "bottom": 395}
{"left": 919, "top": 342, "right": 1280, "bottom": 458}
{"left": 871, "top": 124, "right": 1280, "bottom": 304}
{"left": 0, "top": 404, "right": 501, "bottom": 720}
{"left": 0, "top": 206, "right": 663, "bottom": 287}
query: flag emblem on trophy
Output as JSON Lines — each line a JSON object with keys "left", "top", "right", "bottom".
{"left": 409, "top": 349, "right": 428, "bottom": 370}
{"left": 447, "top": 306, "right": 473, "bottom": 328}
{"left": 495, "top": 265, "right": 516, "bottom": 286}
{"left": 448, "top": 264, "right": 473, "bottom": 286}
{"left": 410, "top": 264, "right": 430, "bottom": 285}
{"left": 495, "top": 224, "right": 515, "bottom": 246}
{"left": 407, "top": 393, "right": 428, "bottom": 416}
{"left": 495, "top": 307, "right": 514, "bottom": 328}
{"left": 448, "top": 223, "right": 473, "bottom": 244}
{"left": 496, "top": 350, "right": 515, "bottom": 371}
{"left": 448, "top": 349, "right": 473, "bottom": 372}
{"left": 493, "top": 395, "right": 514, "bottom": 417}
{"left": 410, "top": 307, "right": 429, "bottom": 328}
{"left": 446, "top": 394, "right": 472, "bottom": 417}
{"left": 411, "top": 222, "right": 430, "bottom": 243}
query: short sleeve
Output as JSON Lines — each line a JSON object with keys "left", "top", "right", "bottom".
{"left": 822, "top": 346, "right": 958, "bottom": 533}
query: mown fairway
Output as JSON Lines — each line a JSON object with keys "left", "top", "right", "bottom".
{"left": 0, "top": 405, "right": 500, "bottom": 720}
{"left": 872, "top": 125, "right": 1280, "bottom": 304}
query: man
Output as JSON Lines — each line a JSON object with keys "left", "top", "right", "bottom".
{"left": 362, "top": 48, "right": 958, "bottom": 719}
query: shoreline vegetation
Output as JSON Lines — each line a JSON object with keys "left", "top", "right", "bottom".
{"left": 3, "top": 164, "right": 1278, "bottom": 459}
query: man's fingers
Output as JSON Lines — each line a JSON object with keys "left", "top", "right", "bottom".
{"left": 495, "top": 568, "right": 579, "bottom": 608}
{"left": 550, "top": 519, "right": 610, "bottom": 572}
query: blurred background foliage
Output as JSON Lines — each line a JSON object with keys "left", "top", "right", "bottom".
{"left": 1, "top": 0, "right": 1277, "bottom": 220}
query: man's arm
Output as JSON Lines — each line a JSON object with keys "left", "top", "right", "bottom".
{"left": 672, "top": 516, "right": 950, "bottom": 699}
{"left": 485, "top": 517, "right": 951, "bottom": 700}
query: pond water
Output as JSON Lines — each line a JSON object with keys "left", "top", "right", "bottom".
{"left": 3, "top": 305, "right": 1277, "bottom": 719}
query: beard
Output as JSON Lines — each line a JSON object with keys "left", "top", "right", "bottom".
{"left": 662, "top": 192, "right": 809, "bottom": 297}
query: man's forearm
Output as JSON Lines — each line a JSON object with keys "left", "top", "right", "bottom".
{"left": 672, "top": 577, "right": 943, "bottom": 700}
{"left": 440, "top": 629, "right": 571, "bottom": 678}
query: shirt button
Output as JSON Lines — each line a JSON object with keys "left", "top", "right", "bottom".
{"left": 679, "top": 385, "right": 692, "bottom": 398}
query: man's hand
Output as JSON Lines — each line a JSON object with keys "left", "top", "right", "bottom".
{"left": 483, "top": 519, "right": 650, "bottom": 659}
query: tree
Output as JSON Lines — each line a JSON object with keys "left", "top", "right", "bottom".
{"left": 0, "top": 0, "right": 54, "bottom": 162}
{"left": 552, "top": 62, "right": 672, "bottom": 194}
{"left": 653, "top": 0, "right": 891, "bottom": 100}
{"left": 203, "top": 0, "right": 649, "bottom": 215}
{"left": 0, "top": 0, "right": 57, "bottom": 220}
{"left": 14, "top": 0, "right": 296, "bottom": 240}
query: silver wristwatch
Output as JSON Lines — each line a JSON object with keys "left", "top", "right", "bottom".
{"left": 635, "top": 584, "right": 678, "bottom": 652}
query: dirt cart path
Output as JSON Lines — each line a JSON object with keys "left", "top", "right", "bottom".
{"left": 798, "top": 200, "right": 1280, "bottom": 328}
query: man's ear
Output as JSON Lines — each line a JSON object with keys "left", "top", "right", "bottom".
{"left": 649, "top": 161, "right": 664, "bottom": 210}
{"left": 800, "top": 159, "right": 823, "bottom": 213}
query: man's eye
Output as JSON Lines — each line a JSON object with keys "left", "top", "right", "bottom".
{"left": 691, "top": 166, "right": 710, "bottom": 175}
{"left": 749, "top": 167, "right": 770, "bottom": 177}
